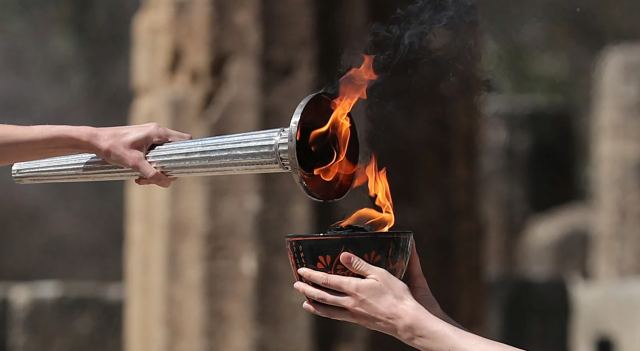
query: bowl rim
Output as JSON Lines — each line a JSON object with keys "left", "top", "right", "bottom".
{"left": 286, "top": 230, "right": 413, "bottom": 239}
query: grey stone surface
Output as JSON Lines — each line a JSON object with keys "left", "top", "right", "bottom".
{"left": 516, "top": 203, "right": 592, "bottom": 280}
{"left": 590, "top": 44, "right": 640, "bottom": 279}
{"left": 4, "top": 281, "right": 122, "bottom": 351}
{"left": 481, "top": 94, "right": 578, "bottom": 278}
{"left": 569, "top": 278, "right": 640, "bottom": 351}
{"left": 0, "top": 0, "right": 137, "bottom": 281}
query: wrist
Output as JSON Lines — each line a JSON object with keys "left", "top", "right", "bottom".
{"left": 396, "top": 302, "right": 457, "bottom": 351}
{"left": 395, "top": 301, "right": 432, "bottom": 348}
{"left": 71, "top": 126, "right": 101, "bottom": 154}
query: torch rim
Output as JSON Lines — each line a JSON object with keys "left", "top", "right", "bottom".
{"left": 288, "top": 91, "right": 359, "bottom": 202}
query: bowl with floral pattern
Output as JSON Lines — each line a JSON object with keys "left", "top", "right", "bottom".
{"left": 286, "top": 231, "right": 413, "bottom": 281}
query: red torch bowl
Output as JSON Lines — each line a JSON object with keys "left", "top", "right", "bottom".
{"left": 286, "top": 231, "right": 413, "bottom": 282}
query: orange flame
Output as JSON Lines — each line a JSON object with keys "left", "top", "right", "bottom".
{"left": 309, "top": 55, "right": 394, "bottom": 232}
{"left": 309, "top": 55, "right": 378, "bottom": 181}
{"left": 337, "top": 154, "right": 395, "bottom": 232}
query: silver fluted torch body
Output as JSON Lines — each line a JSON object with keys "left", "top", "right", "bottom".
{"left": 11, "top": 92, "right": 359, "bottom": 202}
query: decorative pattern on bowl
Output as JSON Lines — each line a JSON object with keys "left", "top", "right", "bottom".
{"left": 286, "top": 231, "right": 413, "bottom": 283}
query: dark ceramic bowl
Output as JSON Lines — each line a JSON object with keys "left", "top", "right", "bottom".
{"left": 286, "top": 231, "right": 413, "bottom": 281}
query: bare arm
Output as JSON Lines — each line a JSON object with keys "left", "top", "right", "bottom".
{"left": 293, "top": 252, "right": 523, "bottom": 351}
{"left": 0, "top": 124, "right": 98, "bottom": 165}
{"left": 400, "top": 305, "right": 522, "bottom": 351}
{"left": 0, "top": 123, "right": 191, "bottom": 187}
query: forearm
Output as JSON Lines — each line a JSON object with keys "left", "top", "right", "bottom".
{"left": 400, "top": 307, "right": 523, "bottom": 351}
{"left": 0, "top": 124, "right": 98, "bottom": 166}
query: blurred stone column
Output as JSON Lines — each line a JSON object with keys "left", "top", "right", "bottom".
{"left": 126, "top": 1, "right": 261, "bottom": 351}
{"left": 312, "top": 1, "right": 372, "bottom": 350}
{"left": 256, "top": 0, "right": 315, "bottom": 351}
{"left": 590, "top": 44, "right": 640, "bottom": 278}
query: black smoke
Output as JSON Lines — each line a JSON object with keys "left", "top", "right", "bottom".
{"left": 323, "top": 0, "right": 480, "bottom": 100}
{"left": 366, "top": 0, "right": 478, "bottom": 76}
{"left": 362, "top": 0, "right": 485, "bottom": 336}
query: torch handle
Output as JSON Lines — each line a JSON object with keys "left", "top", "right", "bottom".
{"left": 12, "top": 128, "right": 291, "bottom": 184}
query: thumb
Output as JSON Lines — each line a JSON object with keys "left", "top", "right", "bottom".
{"left": 129, "top": 153, "right": 172, "bottom": 188}
{"left": 340, "top": 252, "right": 379, "bottom": 277}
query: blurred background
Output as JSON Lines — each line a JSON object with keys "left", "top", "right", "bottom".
{"left": 0, "top": 0, "right": 639, "bottom": 350}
